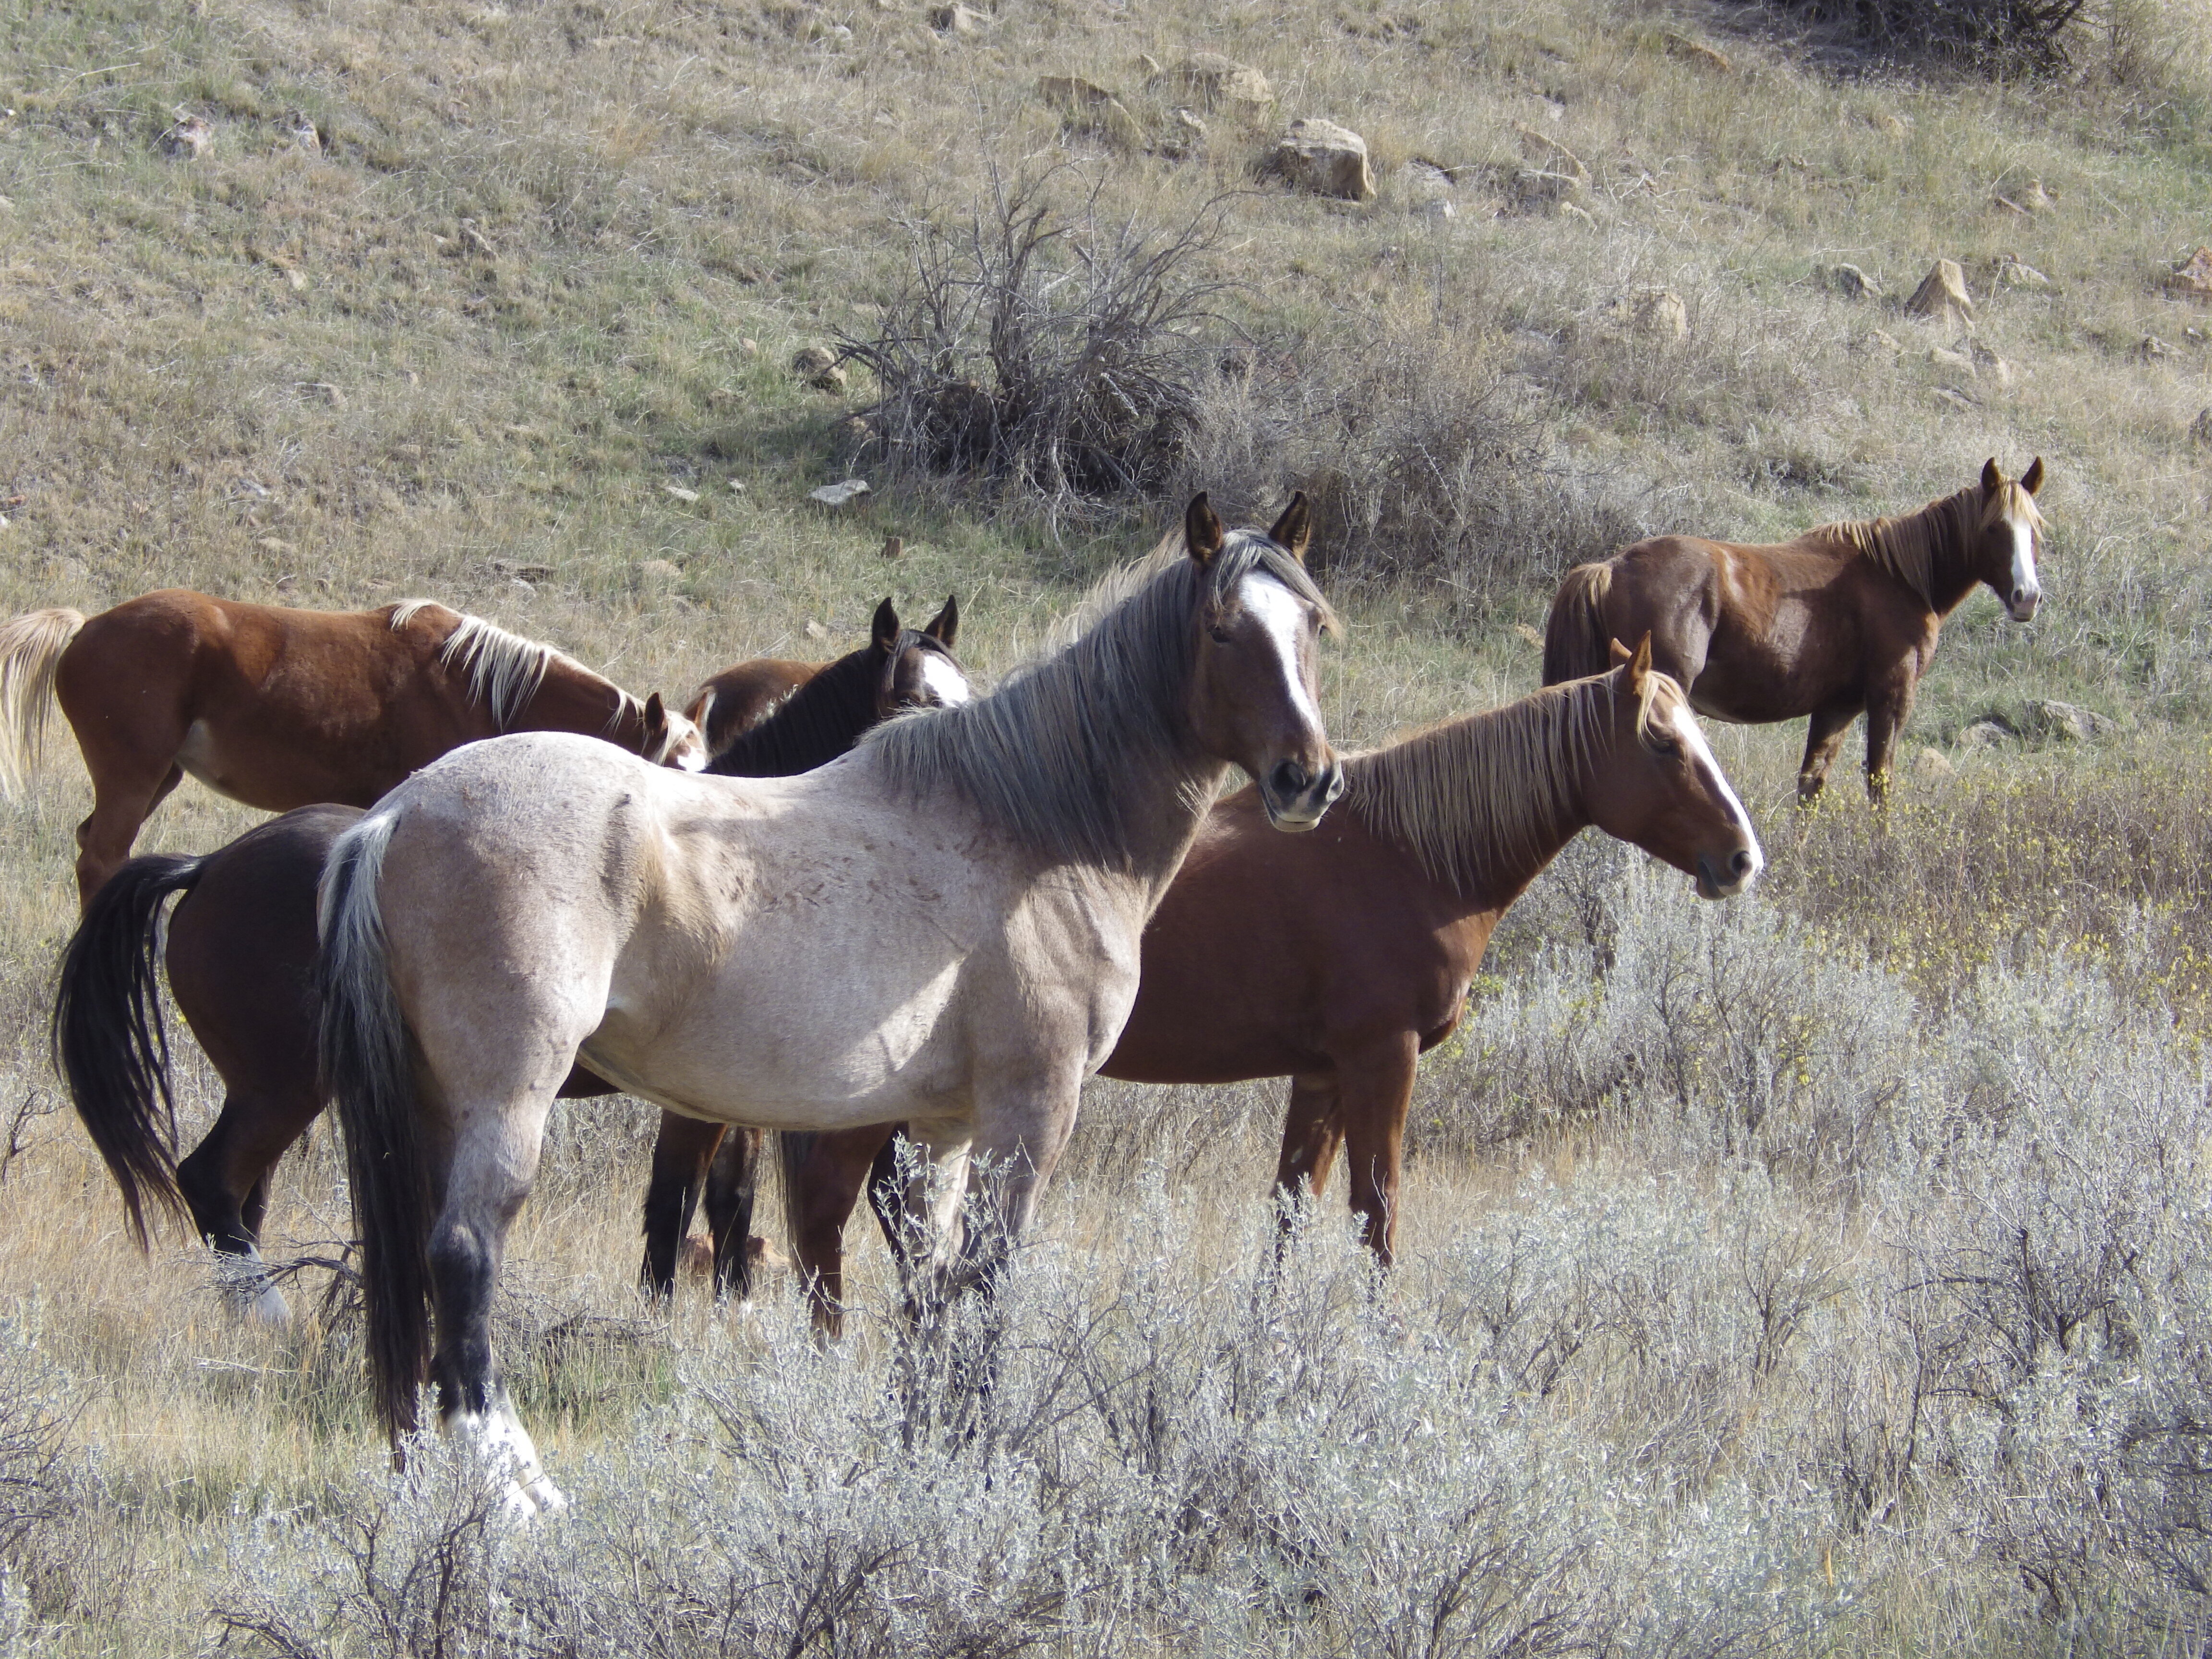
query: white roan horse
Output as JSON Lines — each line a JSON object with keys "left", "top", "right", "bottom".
{"left": 318, "top": 494, "right": 1341, "bottom": 1510}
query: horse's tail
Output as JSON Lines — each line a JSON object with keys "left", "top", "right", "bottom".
{"left": 50, "top": 852, "right": 205, "bottom": 1247}
{"left": 777, "top": 1130, "right": 818, "bottom": 1262}
{"left": 1540, "top": 565, "right": 1614, "bottom": 686}
{"left": 0, "top": 608, "right": 86, "bottom": 795}
{"left": 316, "top": 810, "right": 430, "bottom": 1440}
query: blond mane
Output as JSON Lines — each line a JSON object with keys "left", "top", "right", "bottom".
{"left": 388, "top": 600, "right": 586, "bottom": 730}
{"left": 1823, "top": 481, "right": 2042, "bottom": 608}
{"left": 1345, "top": 668, "right": 1679, "bottom": 899}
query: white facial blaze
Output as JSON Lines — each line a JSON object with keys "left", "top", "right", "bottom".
{"left": 668, "top": 712, "right": 709, "bottom": 770}
{"left": 1238, "top": 572, "right": 1323, "bottom": 738}
{"left": 2009, "top": 516, "right": 2040, "bottom": 609}
{"left": 919, "top": 652, "right": 972, "bottom": 706}
{"left": 1671, "top": 702, "right": 1762, "bottom": 883}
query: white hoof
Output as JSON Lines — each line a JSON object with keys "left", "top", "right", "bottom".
{"left": 448, "top": 1398, "right": 564, "bottom": 1519}
{"left": 215, "top": 1251, "right": 292, "bottom": 1326}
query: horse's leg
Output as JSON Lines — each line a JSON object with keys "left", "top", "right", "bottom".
{"left": 790, "top": 1125, "right": 898, "bottom": 1338}
{"left": 74, "top": 762, "right": 183, "bottom": 906}
{"left": 1862, "top": 673, "right": 1917, "bottom": 805}
{"left": 1795, "top": 704, "right": 1860, "bottom": 805}
{"left": 427, "top": 1096, "right": 565, "bottom": 1515}
{"left": 175, "top": 1084, "right": 320, "bottom": 1325}
{"left": 1272, "top": 1070, "right": 1345, "bottom": 1238}
{"left": 1333, "top": 1033, "right": 1422, "bottom": 1266}
{"left": 637, "top": 1111, "right": 724, "bottom": 1302}
{"left": 702, "top": 1128, "right": 761, "bottom": 1304}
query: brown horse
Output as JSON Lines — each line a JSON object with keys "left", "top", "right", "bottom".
{"left": 50, "top": 603, "right": 970, "bottom": 1321}
{"left": 1541, "top": 457, "right": 2046, "bottom": 802}
{"left": 0, "top": 591, "right": 708, "bottom": 903}
{"left": 750, "top": 639, "right": 1762, "bottom": 1334}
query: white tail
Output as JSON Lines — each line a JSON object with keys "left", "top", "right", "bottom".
{"left": 0, "top": 609, "right": 86, "bottom": 795}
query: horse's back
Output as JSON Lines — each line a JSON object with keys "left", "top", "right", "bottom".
{"left": 359, "top": 731, "right": 1041, "bottom": 1131}
{"left": 168, "top": 804, "right": 363, "bottom": 1085}
{"left": 686, "top": 659, "right": 818, "bottom": 754}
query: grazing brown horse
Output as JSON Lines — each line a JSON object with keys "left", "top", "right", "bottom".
{"left": 50, "top": 603, "right": 969, "bottom": 1322}
{"left": 752, "top": 639, "right": 1762, "bottom": 1334}
{"left": 0, "top": 591, "right": 708, "bottom": 904}
{"left": 1541, "top": 458, "right": 2046, "bottom": 802}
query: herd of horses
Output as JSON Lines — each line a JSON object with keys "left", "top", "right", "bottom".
{"left": 3, "top": 459, "right": 2044, "bottom": 1512}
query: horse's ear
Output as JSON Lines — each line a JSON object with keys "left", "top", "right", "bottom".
{"left": 642, "top": 691, "right": 667, "bottom": 739}
{"left": 1981, "top": 457, "right": 2004, "bottom": 493}
{"left": 1266, "top": 492, "right": 1313, "bottom": 565}
{"left": 872, "top": 597, "right": 900, "bottom": 654}
{"left": 1628, "top": 633, "right": 1653, "bottom": 692}
{"left": 2021, "top": 456, "right": 2045, "bottom": 495}
{"left": 1608, "top": 637, "right": 1633, "bottom": 667}
{"left": 923, "top": 593, "right": 959, "bottom": 649}
{"left": 1185, "top": 493, "right": 1226, "bottom": 567}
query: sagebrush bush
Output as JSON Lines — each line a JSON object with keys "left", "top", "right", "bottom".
{"left": 841, "top": 169, "right": 1232, "bottom": 526}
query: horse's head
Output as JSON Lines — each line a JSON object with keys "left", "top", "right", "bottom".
{"left": 869, "top": 594, "right": 971, "bottom": 717}
{"left": 1183, "top": 492, "right": 1342, "bottom": 832}
{"left": 638, "top": 692, "right": 710, "bottom": 770}
{"left": 1975, "top": 456, "right": 2046, "bottom": 623}
{"left": 1591, "top": 637, "right": 1762, "bottom": 900}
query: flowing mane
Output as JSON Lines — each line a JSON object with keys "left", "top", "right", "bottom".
{"left": 387, "top": 601, "right": 582, "bottom": 730}
{"left": 1344, "top": 669, "right": 1676, "bottom": 899}
{"left": 867, "top": 529, "right": 1329, "bottom": 868}
{"left": 1821, "top": 481, "right": 2041, "bottom": 608}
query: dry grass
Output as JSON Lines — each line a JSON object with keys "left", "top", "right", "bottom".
{"left": 1, "top": 0, "right": 2211, "bottom": 1648}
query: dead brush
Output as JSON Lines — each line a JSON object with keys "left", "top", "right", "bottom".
{"left": 838, "top": 168, "right": 1238, "bottom": 526}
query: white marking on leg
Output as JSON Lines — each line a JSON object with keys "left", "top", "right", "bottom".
{"left": 449, "top": 1397, "right": 566, "bottom": 1517}
{"left": 1238, "top": 573, "right": 1323, "bottom": 736}
{"left": 1671, "top": 703, "right": 1763, "bottom": 885}
{"left": 919, "top": 653, "right": 971, "bottom": 706}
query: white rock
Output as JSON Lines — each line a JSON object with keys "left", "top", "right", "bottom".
{"left": 1270, "top": 118, "right": 1375, "bottom": 202}
{"left": 808, "top": 479, "right": 872, "bottom": 507}
{"left": 663, "top": 484, "right": 701, "bottom": 503}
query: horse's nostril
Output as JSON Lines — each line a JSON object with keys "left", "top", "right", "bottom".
{"left": 1729, "top": 849, "right": 1754, "bottom": 878}
{"left": 1270, "top": 760, "right": 1310, "bottom": 797}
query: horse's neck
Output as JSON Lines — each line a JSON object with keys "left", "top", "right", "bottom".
{"left": 712, "top": 657, "right": 871, "bottom": 776}
{"left": 1856, "top": 491, "right": 1982, "bottom": 617}
{"left": 1353, "top": 696, "right": 1596, "bottom": 915}
{"left": 523, "top": 662, "right": 632, "bottom": 744}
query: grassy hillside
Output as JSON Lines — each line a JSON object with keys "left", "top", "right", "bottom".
{"left": 1, "top": 0, "right": 2211, "bottom": 1651}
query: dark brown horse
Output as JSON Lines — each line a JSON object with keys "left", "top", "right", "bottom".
{"left": 678, "top": 596, "right": 957, "bottom": 757}
{"left": 0, "top": 592, "right": 709, "bottom": 904}
{"left": 736, "top": 640, "right": 1761, "bottom": 1334}
{"left": 50, "top": 602, "right": 967, "bottom": 1320}
{"left": 1541, "top": 457, "right": 2046, "bottom": 802}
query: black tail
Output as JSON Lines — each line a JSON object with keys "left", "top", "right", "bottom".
{"left": 778, "top": 1130, "right": 818, "bottom": 1263}
{"left": 315, "top": 813, "right": 432, "bottom": 1441}
{"left": 1540, "top": 564, "right": 1615, "bottom": 686}
{"left": 51, "top": 853, "right": 206, "bottom": 1246}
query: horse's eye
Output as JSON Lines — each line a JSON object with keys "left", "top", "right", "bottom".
{"left": 1652, "top": 736, "right": 1683, "bottom": 760}
{"left": 1209, "top": 626, "right": 1234, "bottom": 646}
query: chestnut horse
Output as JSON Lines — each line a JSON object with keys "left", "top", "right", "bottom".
{"left": 724, "top": 639, "right": 1762, "bottom": 1335}
{"left": 0, "top": 591, "right": 708, "bottom": 904}
{"left": 317, "top": 495, "right": 1336, "bottom": 1506}
{"left": 50, "top": 602, "right": 969, "bottom": 1322}
{"left": 1541, "top": 457, "right": 2046, "bottom": 802}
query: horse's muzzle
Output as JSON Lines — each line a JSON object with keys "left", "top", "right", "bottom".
{"left": 1695, "top": 846, "right": 1762, "bottom": 900}
{"left": 1261, "top": 757, "right": 1344, "bottom": 832}
{"left": 2008, "top": 592, "right": 2040, "bottom": 623}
